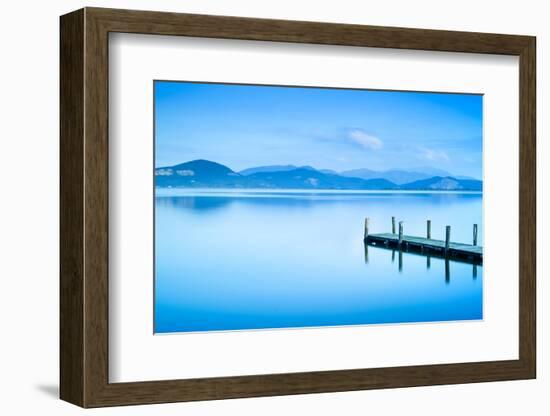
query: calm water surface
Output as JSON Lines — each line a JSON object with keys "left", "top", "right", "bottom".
{"left": 154, "top": 190, "right": 483, "bottom": 333}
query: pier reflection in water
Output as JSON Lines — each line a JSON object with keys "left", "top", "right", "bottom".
{"left": 364, "top": 242, "right": 479, "bottom": 283}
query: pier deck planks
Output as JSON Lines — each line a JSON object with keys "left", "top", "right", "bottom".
{"left": 365, "top": 233, "right": 482, "bottom": 263}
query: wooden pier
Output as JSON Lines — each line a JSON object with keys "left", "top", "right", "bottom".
{"left": 364, "top": 217, "right": 482, "bottom": 265}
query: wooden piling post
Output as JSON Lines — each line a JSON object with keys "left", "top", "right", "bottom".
{"left": 445, "top": 225, "right": 451, "bottom": 253}
{"left": 398, "top": 249, "right": 403, "bottom": 272}
{"left": 473, "top": 224, "right": 478, "bottom": 246}
{"left": 392, "top": 216, "right": 396, "bottom": 234}
{"left": 427, "top": 220, "right": 431, "bottom": 239}
{"left": 445, "top": 257, "right": 450, "bottom": 283}
{"left": 364, "top": 217, "right": 369, "bottom": 240}
{"left": 398, "top": 221, "right": 403, "bottom": 246}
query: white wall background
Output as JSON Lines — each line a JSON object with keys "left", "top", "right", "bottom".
{"left": 0, "top": 0, "right": 545, "bottom": 414}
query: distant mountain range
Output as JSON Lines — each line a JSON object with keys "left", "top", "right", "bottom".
{"left": 239, "top": 165, "right": 316, "bottom": 175}
{"left": 340, "top": 167, "right": 475, "bottom": 185}
{"left": 155, "top": 160, "right": 482, "bottom": 191}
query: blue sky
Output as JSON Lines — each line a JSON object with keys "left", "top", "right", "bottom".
{"left": 155, "top": 81, "right": 483, "bottom": 178}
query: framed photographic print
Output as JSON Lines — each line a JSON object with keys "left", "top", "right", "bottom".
{"left": 60, "top": 7, "right": 536, "bottom": 408}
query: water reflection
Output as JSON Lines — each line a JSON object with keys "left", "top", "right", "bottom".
{"left": 156, "top": 191, "right": 483, "bottom": 215}
{"left": 363, "top": 243, "right": 481, "bottom": 283}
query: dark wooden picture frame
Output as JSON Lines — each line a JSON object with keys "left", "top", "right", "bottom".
{"left": 60, "top": 7, "right": 536, "bottom": 408}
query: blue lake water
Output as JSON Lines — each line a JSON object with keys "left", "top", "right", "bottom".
{"left": 154, "top": 190, "right": 483, "bottom": 333}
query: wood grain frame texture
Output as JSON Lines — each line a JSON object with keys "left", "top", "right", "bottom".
{"left": 60, "top": 7, "right": 536, "bottom": 408}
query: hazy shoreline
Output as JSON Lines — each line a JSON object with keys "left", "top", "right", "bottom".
{"left": 155, "top": 187, "right": 483, "bottom": 197}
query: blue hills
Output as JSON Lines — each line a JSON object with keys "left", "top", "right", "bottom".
{"left": 155, "top": 160, "right": 482, "bottom": 191}
{"left": 399, "top": 176, "right": 482, "bottom": 191}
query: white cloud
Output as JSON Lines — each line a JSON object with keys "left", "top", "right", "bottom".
{"left": 419, "top": 147, "right": 450, "bottom": 162}
{"left": 348, "top": 129, "right": 383, "bottom": 150}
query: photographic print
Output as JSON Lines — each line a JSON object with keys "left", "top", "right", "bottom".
{"left": 154, "top": 81, "right": 483, "bottom": 334}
